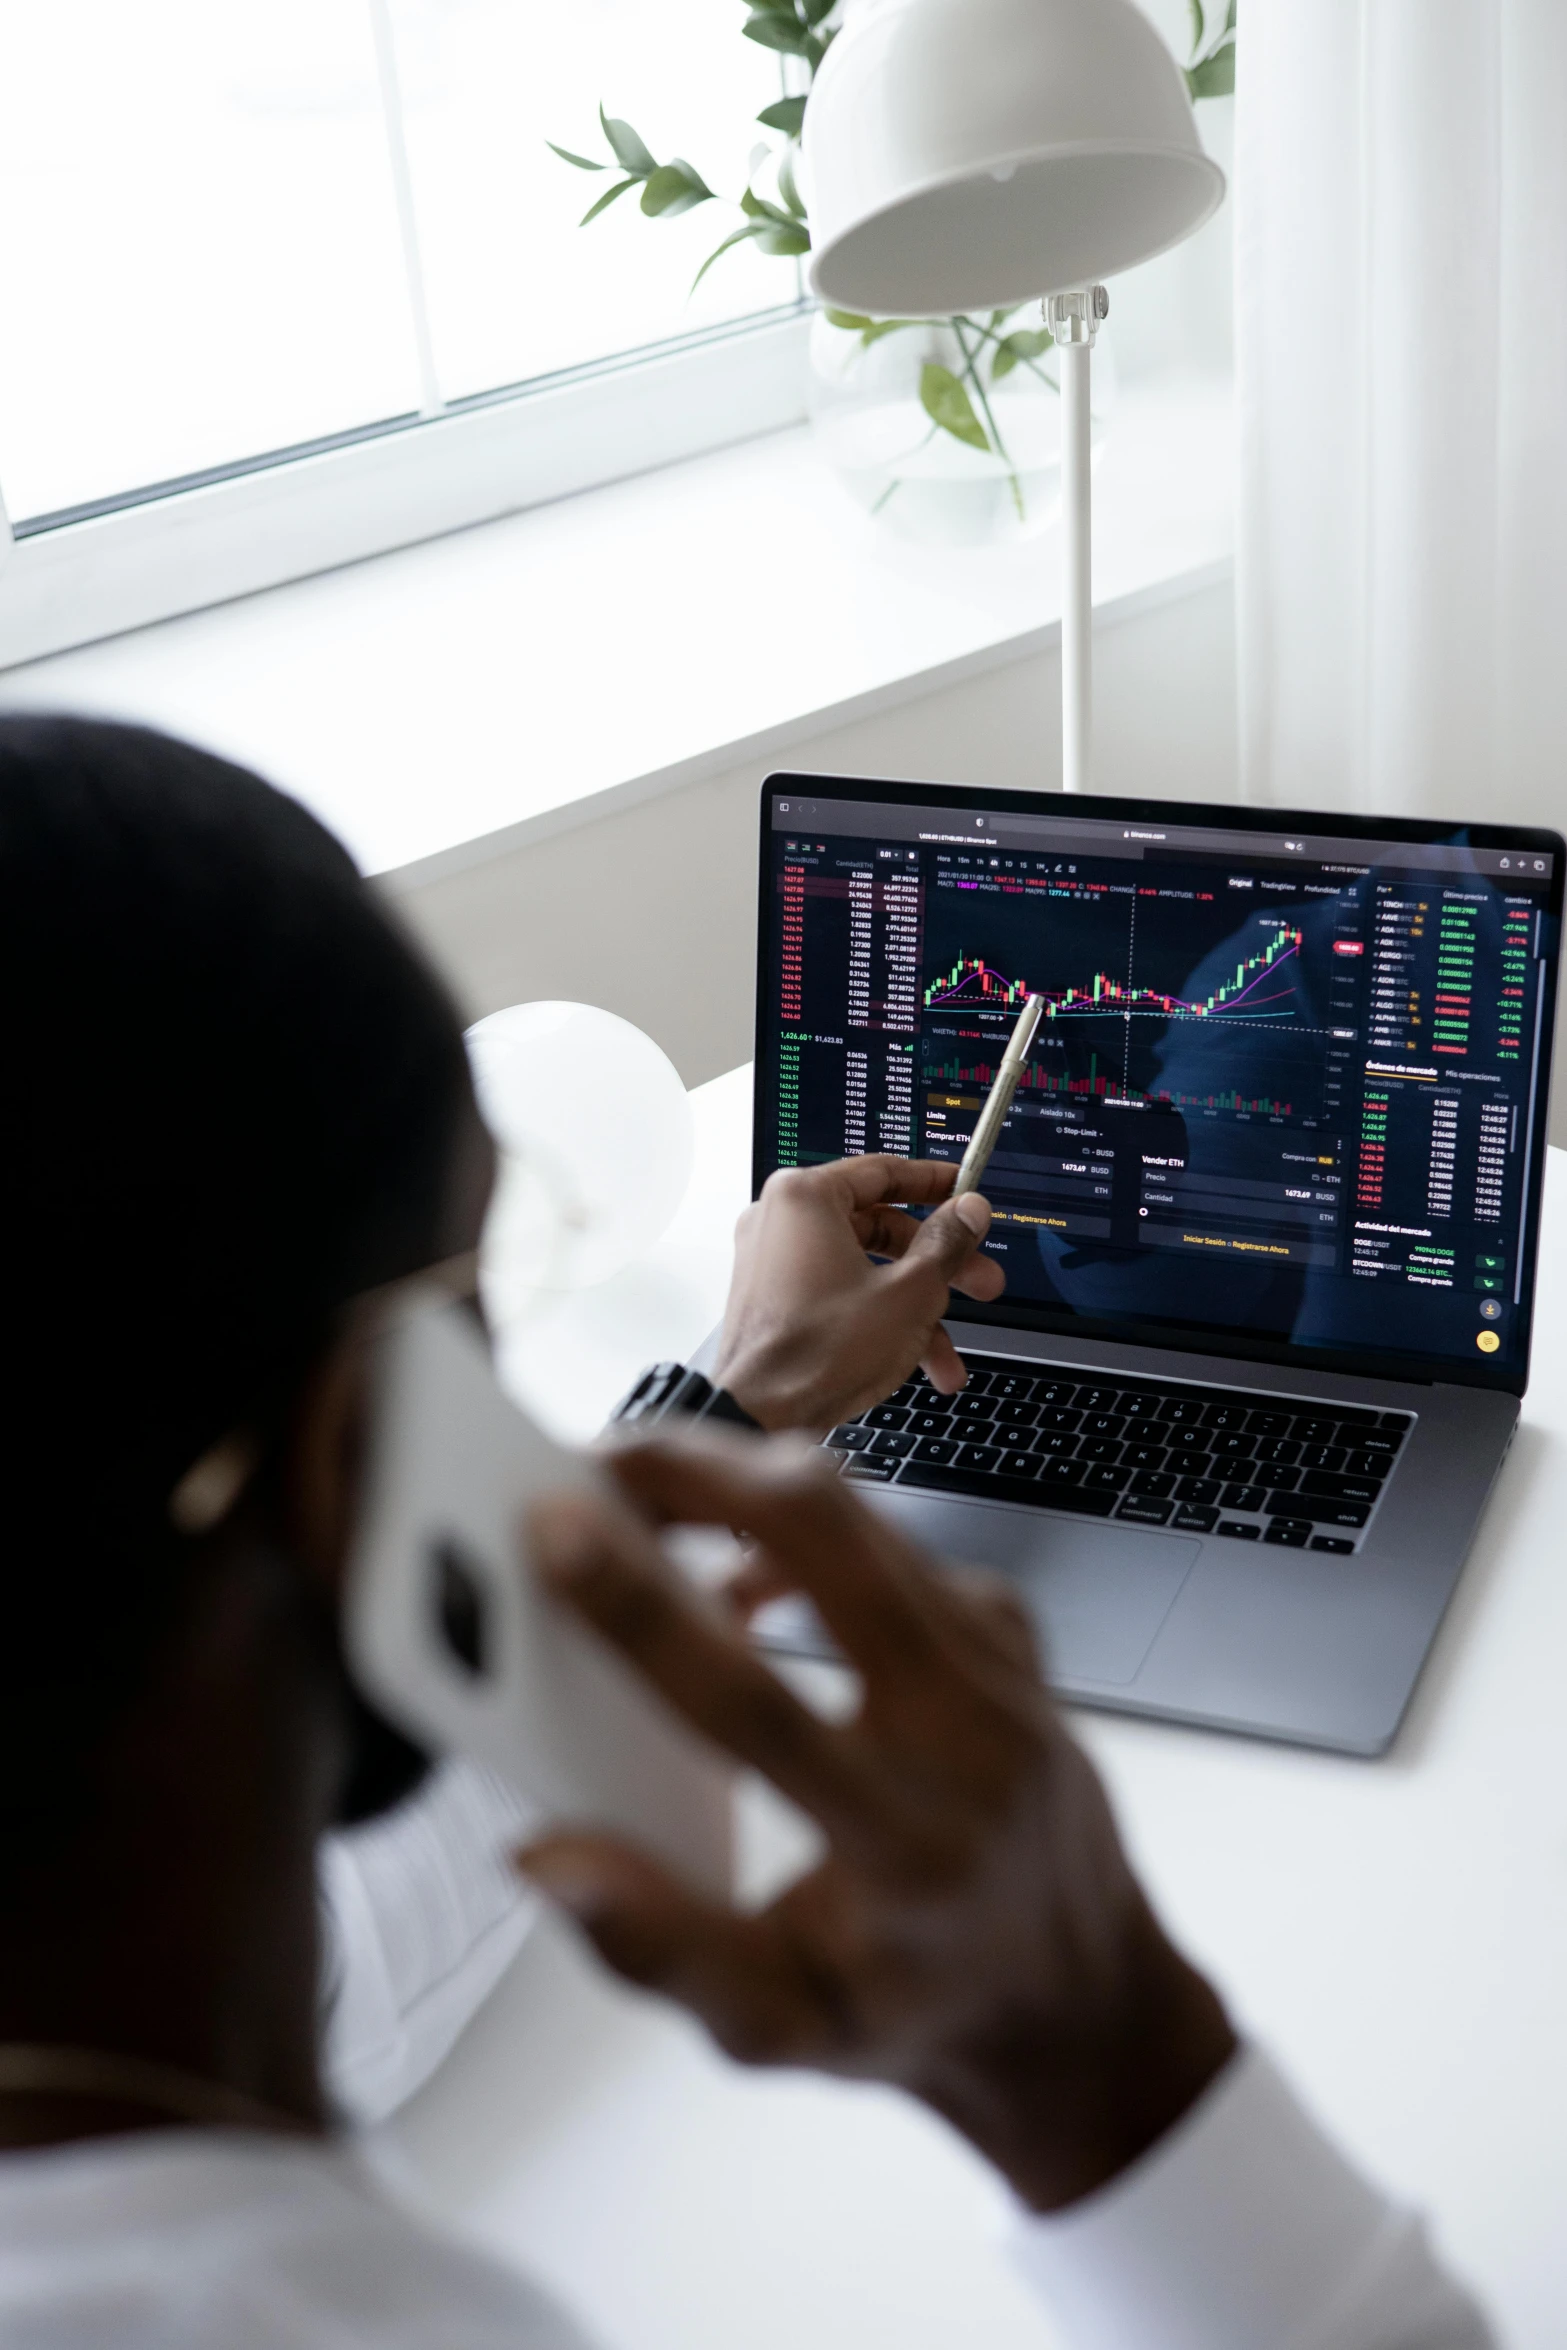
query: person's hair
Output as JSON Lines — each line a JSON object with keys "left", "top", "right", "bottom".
{"left": 0, "top": 713, "right": 472, "bottom": 1862}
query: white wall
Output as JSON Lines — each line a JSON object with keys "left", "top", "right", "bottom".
{"left": 382, "top": 571, "right": 1240, "bottom": 1086}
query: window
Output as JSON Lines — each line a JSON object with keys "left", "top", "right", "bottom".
{"left": 0, "top": 0, "right": 794, "bottom": 526}
{"left": 0, "top": 0, "right": 808, "bottom": 663}
{"left": 0, "top": 0, "right": 1230, "bottom": 670}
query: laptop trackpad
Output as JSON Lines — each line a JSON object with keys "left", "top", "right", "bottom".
{"left": 870, "top": 1493, "right": 1198, "bottom": 1686}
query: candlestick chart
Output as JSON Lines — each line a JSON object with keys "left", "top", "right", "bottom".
{"left": 920, "top": 881, "right": 1327, "bottom": 1120}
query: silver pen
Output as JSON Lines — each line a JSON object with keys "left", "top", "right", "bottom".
{"left": 952, "top": 993, "right": 1045, "bottom": 1197}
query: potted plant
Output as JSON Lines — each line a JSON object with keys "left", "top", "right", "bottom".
{"left": 552, "top": 0, "right": 1234, "bottom": 542}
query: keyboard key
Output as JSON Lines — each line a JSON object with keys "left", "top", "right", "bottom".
{"left": 1037, "top": 1406, "right": 1084, "bottom": 1432}
{"left": 1083, "top": 1463, "right": 1134, "bottom": 1493}
{"left": 828, "top": 1424, "right": 874, "bottom": 1450}
{"left": 1078, "top": 1387, "right": 1123, "bottom": 1412}
{"left": 912, "top": 1436, "right": 958, "bottom": 1465}
{"left": 1355, "top": 1432, "right": 1403, "bottom": 1458}
{"left": 1031, "top": 1428, "right": 1080, "bottom": 1457}
{"left": 1251, "top": 1437, "right": 1301, "bottom": 1466}
{"left": 955, "top": 1443, "right": 1001, "bottom": 1472}
{"left": 1341, "top": 1449, "right": 1393, "bottom": 1479}
{"left": 1117, "top": 1496, "right": 1174, "bottom": 1526}
{"left": 1221, "top": 1483, "right": 1269, "bottom": 1511}
{"left": 1264, "top": 1522, "right": 1310, "bottom": 1547}
{"left": 845, "top": 1456, "right": 898, "bottom": 1482}
{"left": 1291, "top": 1416, "right": 1339, "bottom": 1443}
{"left": 865, "top": 1404, "right": 910, "bottom": 1430}
{"left": 1037, "top": 1456, "right": 1088, "bottom": 1488}
{"left": 1379, "top": 1411, "right": 1414, "bottom": 1433}
{"left": 987, "top": 1374, "right": 1035, "bottom": 1402}
{"left": 1245, "top": 1411, "right": 1293, "bottom": 1438}
{"left": 1176, "top": 1475, "right": 1223, "bottom": 1504}
{"left": 1265, "top": 1493, "right": 1369, "bottom": 1527}
{"left": 1217, "top": 1520, "right": 1261, "bottom": 1540}
{"left": 1033, "top": 1382, "right": 1081, "bottom": 1407}
{"left": 1122, "top": 1442, "right": 1168, "bottom": 1472}
{"left": 1262, "top": 1464, "right": 1299, "bottom": 1491}
{"left": 1297, "top": 1444, "right": 1346, "bottom": 1472}
{"left": 1166, "top": 1425, "right": 1213, "bottom": 1454}
{"left": 993, "top": 1399, "right": 1041, "bottom": 1428}
{"left": 1173, "top": 1505, "right": 1220, "bottom": 1532}
{"left": 1298, "top": 1471, "right": 1380, "bottom": 1503}
{"left": 1158, "top": 1396, "right": 1208, "bottom": 1425}
{"left": 997, "top": 1450, "right": 1041, "bottom": 1481}
{"left": 1129, "top": 1470, "right": 1176, "bottom": 1497}
{"left": 1118, "top": 1394, "right": 1166, "bottom": 1420}
{"left": 870, "top": 1430, "right": 917, "bottom": 1457}
{"left": 1311, "top": 1535, "right": 1357, "bottom": 1553}
{"left": 907, "top": 1412, "right": 952, "bottom": 1438}
{"left": 899, "top": 1458, "right": 1117, "bottom": 1515}
{"left": 1203, "top": 1403, "right": 1252, "bottom": 1432}
{"left": 1075, "top": 1436, "right": 1122, "bottom": 1463}
{"left": 1330, "top": 1406, "right": 1380, "bottom": 1428}
{"left": 961, "top": 1368, "right": 999, "bottom": 1393}
{"left": 952, "top": 1394, "right": 996, "bottom": 1422}
{"left": 1209, "top": 1431, "right": 1257, "bottom": 1460}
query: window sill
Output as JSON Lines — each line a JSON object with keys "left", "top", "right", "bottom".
{"left": 0, "top": 375, "right": 1233, "bottom": 884}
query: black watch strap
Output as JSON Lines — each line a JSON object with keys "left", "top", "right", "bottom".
{"left": 609, "top": 1361, "right": 762, "bottom": 1434}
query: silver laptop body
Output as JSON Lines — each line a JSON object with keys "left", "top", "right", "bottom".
{"left": 745, "top": 775, "right": 1563, "bottom": 1756}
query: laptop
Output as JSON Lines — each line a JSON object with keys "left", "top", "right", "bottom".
{"left": 747, "top": 774, "right": 1564, "bottom": 1755}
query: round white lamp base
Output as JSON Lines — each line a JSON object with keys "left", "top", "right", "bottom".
{"left": 466, "top": 1001, "right": 695, "bottom": 1302}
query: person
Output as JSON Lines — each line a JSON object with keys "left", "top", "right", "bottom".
{"left": 0, "top": 713, "right": 1491, "bottom": 2347}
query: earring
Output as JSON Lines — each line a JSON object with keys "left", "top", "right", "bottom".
{"left": 168, "top": 1434, "right": 260, "bottom": 1536}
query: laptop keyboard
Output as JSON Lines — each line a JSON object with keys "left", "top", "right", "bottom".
{"left": 825, "top": 1353, "right": 1415, "bottom": 1553}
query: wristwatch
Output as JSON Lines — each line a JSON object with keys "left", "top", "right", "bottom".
{"left": 609, "top": 1361, "right": 762, "bottom": 1434}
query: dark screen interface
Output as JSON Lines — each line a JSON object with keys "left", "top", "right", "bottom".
{"left": 759, "top": 791, "right": 1559, "bottom": 1381}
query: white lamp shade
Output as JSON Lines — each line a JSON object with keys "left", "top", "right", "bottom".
{"left": 804, "top": 0, "right": 1225, "bottom": 316}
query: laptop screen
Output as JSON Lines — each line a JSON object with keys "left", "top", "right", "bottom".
{"left": 755, "top": 779, "right": 1564, "bottom": 1391}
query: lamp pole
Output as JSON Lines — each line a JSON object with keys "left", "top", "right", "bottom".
{"left": 1045, "top": 285, "right": 1108, "bottom": 794}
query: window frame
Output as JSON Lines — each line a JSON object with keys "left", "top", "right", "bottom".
{"left": 0, "top": 304, "right": 810, "bottom": 672}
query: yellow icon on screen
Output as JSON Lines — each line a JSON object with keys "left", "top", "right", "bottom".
{"left": 1477, "top": 1330, "right": 1501, "bottom": 1353}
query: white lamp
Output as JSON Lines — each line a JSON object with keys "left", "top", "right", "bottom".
{"left": 804, "top": 0, "right": 1224, "bottom": 792}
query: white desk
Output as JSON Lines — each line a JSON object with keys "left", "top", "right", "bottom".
{"left": 376, "top": 1066, "right": 1567, "bottom": 2350}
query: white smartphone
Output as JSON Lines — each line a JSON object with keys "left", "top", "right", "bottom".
{"left": 344, "top": 1290, "right": 734, "bottom": 1895}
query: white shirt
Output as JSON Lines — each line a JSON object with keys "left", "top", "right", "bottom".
{"left": 0, "top": 1776, "right": 1501, "bottom": 2348}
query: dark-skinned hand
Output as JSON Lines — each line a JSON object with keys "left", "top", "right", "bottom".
{"left": 519, "top": 1430, "right": 1236, "bottom": 2213}
{"left": 713, "top": 1156, "right": 1006, "bottom": 1432}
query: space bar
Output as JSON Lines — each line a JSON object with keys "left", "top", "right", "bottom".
{"left": 896, "top": 1461, "right": 1119, "bottom": 1516}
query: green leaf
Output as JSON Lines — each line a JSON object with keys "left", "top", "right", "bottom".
{"left": 598, "top": 104, "right": 656, "bottom": 176}
{"left": 692, "top": 220, "right": 766, "bottom": 290}
{"left": 919, "top": 362, "right": 989, "bottom": 452}
{"left": 861, "top": 317, "right": 917, "bottom": 345}
{"left": 743, "top": 12, "right": 812, "bottom": 54}
{"left": 641, "top": 159, "right": 715, "bottom": 216}
{"left": 547, "top": 141, "right": 605, "bottom": 172}
{"left": 824, "top": 308, "right": 875, "bottom": 331}
{"left": 1187, "top": 0, "right": 1205, "bottom": 57}
{"left": 800, "top": 0, "right": 837, "bottom": 23}
{"left": 990, "top": 325, "right": 1054, "bottom": 380}
{"left": 757, "top": 94, "right": 807, "bottom": 136}
{"left": 1224, "top": 0, "right": 1237, "bottom": 31}
{"left": 776, "top": 144, "right": 806, "bottom": 218}
{"left": 1186, "top": 37, "right": 1235, "bottom": 98}
{"left": 754, "top": 220, "right": 811, "bottom": 256}
{"left": 740, "top": 184, "right": 797, "bottom": 227}
{"left": 580, "top": 175, "right": 639, "bottom": 225}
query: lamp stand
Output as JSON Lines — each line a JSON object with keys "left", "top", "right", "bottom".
{"left": 1045, "top": 286, "right": 1108, "bottom": 794}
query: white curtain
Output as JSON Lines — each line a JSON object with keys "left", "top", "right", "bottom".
{"left": 1235, "top": 0, "right": 1567, "bottom": 826}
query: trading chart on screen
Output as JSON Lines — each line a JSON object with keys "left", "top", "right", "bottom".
{"left": 758, "top": 787, "right": 1558, "bottom": 1378}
